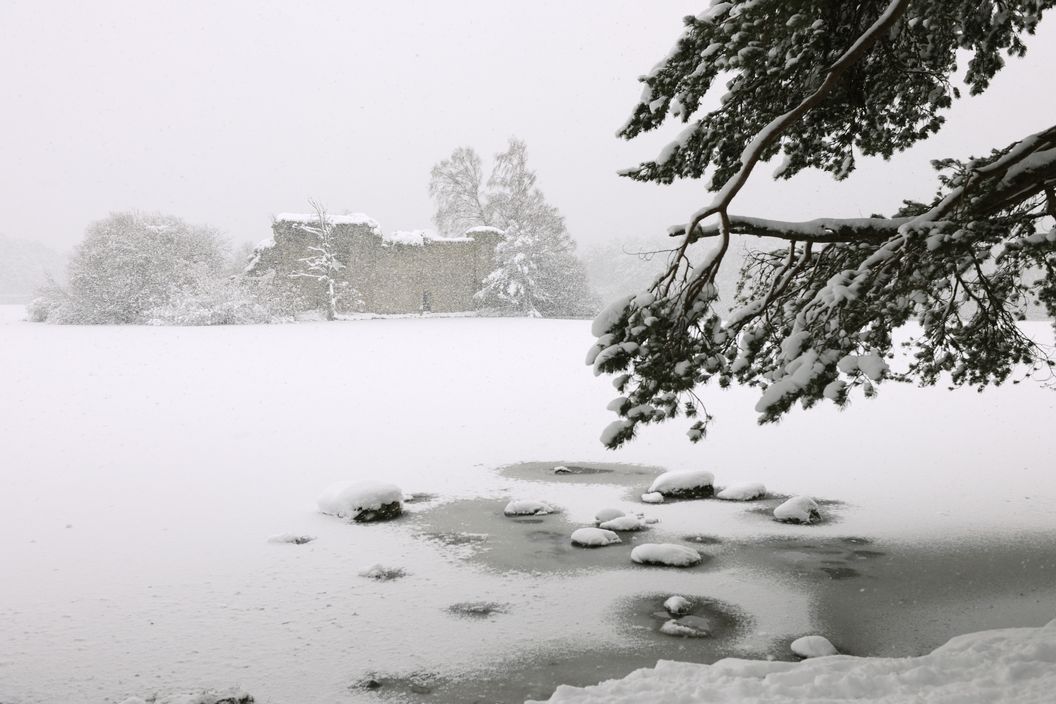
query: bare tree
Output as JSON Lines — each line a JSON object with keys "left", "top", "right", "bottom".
{"left": 428, "top": 147, "right": 492, "bottom": 236}
{"left": 288, "top": 200, "right": 348, "bottom": 322}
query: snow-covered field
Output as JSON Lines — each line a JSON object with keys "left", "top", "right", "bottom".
{"left": 1, "top": 304, "right": 1054, "bottom": 703}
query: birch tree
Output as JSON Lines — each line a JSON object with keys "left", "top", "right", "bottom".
{"left": 589, "top": 0, "right": 1056, "bottom": 448}
{"left": 430, "top": 139, "right": 596, "bottom": 317}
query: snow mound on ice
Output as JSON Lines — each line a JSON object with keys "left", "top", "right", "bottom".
{"left": 630, "top": 543, "right": 702, "bottom": 567}
{"left": 594, "top": 508, "right": 626, "bottom": 523}
{"left": 570, "top": 527, "right": 622, "bottom": 548}
{"left": 504, "top": 499, "right": 556, "bottom": 516}
{"left": 659, "top": 614, "right": 711, "bottom": 638}
{"left": 118, "top": 687, "right": 254, "bottom": 704}
{"left": 663, "top": 595, "right": 692, "bottom": 615}
{"left": 358, "top": 564, "right": 407, "bottom": 581}
{"left": 717, "top": 483, "right": 766, "bottom": 501}
{"left": 598, "top": 515, "right": 645, "bottom": 531}
{"left": 534, "top": 620, "right": 1056, "bottom": 704}
{"left": 773, "top": 496, "right": 821, "bottom": 524}
{"left": 317, "top": 481, "right": 403, "bottom": 519}
{"left": 648, "top": 470, "right": 715, "bottom": 497}
{"left": 640, "top": 492, "right": 664, "bottom": 504}
{"left": 266, "top": 533, "right": 315, "bottom": 545}
{"left": 791, "top": 635, "right": 838, "bottom": 658}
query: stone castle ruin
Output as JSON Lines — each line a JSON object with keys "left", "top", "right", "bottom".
{"left": 247, "top": 213, "right": 502, "bottom": 315}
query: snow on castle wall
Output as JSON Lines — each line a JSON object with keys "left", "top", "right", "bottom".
{"left": 247, "top": 215, "right": 502, "bottom": 315}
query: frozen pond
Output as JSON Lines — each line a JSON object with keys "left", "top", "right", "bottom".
{"left": 1, "top": 306, "right": 1055, "bottom": 703}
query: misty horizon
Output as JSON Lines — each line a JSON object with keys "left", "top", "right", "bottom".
{"left": 4, "top": 0, "right": 1056, "bottom": 253}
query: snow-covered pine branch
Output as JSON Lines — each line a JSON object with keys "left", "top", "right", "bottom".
{"left": 591, "top": 1, "right": 1056, "bottom": 449}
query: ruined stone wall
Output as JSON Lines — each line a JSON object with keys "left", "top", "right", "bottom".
{"left": 247, "top": 219, "right": 501, "bottom": 315}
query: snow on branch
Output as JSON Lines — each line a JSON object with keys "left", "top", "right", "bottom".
{"left": 590, "top": 1, "right": 1056, "bottom": 449}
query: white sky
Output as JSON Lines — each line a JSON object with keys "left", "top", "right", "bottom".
{"left": 2, "top": 1, "right": 1055, "bottom": 251}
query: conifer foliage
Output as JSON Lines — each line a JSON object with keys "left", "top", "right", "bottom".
{"left": 590, "top": 0, "right": 1056, "bottom": 448}
{"left": 430, "top": 138, "right": 597, "bottom": 317}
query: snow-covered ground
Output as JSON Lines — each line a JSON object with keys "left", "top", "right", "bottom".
{"left": 536, "top": 619, "right": 1056, "bottom": 704}
{"left": 1, "top": 304, "right": 1054, "bottom": 703}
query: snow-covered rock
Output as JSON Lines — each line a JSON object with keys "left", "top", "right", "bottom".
{"left": 594, "top": 508, "right": 626, "bottom": 524}
{"left": 663, "top": 595, "right": 692, "bottom": 616}
{"left": 317, "top": 481, "right": 403, "bottom": 523}
{"left": 504, "top": 499, "right": 556, "bottom": 516}
{"left": 647, "top": 470, "right": 715, "bottom": 499}
{"left": 716, "top": 482, "right": 767, "bottom": 501}
{"left": 773, "top": 495, "right": 821, "bottom": 524}
{"left": 791, "top": 635, "right": 839, "bottom": 658}
{"left": 553, "top": 465, "right": 571, "bottom": 474}
{"left": 534, "top": 619, "right": 1056, "bottom": 703}
{"left": 659, "top": 614, "right": 711, "bottom": 638}
{"left": 640, "top": 492, "right": 664, "bottom": 504}
{"left": 630, "top": 543, "right": 702, "bottom": 567}
{"left": 570, "top": 527, "right": 622, "bottom": 548}
{"left": 598, "top": 515, "right": 645, "bottom": 532}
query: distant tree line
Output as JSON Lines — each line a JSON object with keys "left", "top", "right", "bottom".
{"left": 30, "top": 139, "right": 600, "bottom": 325}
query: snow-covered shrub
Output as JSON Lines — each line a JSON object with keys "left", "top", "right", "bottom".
{"left": 42, "top": 211, "right": 227, "bottom": 324}
{"left": 147, "top": 276, "right": 274, "bottom": 326}
{"left": 26, "top": 294, "right": 61, "bottom": 322}
{"left": 317, "top": 481, "right": 403, "bottom": 523}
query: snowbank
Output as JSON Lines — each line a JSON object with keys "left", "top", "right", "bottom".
{"left": 630, "top": 543, "right": 703, "bottom": 567}
{"left": 648, "top": 470, "right": 715, "bottom": 498}
{"left": 534, "top": 619, "right": 1056, "bottom": 704}
{"left": 317, "top": 481, "right": 403, "bottom": 522}
{"left": 570, "top": 527, "right": 622, "bottom": 548}
{"left": 716, "top": 482, "right": 766, "bottom": 501}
